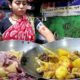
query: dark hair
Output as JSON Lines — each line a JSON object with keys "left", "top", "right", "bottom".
{"left": 8, "top": 0, "right": 13, "bottom": 3}
{"left": 8, "top": 0, "right": 28, "bottom": 3}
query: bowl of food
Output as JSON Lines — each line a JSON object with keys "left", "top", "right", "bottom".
{"left": 21, "top": 38, "right": 80, "bottom": 80}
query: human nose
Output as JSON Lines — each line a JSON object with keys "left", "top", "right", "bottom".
{"left": 19, "top": 3, "right": 24, "bottom": 8}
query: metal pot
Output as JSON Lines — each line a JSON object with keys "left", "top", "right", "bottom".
{"left": 21, "top": 38, "right": 80, "bottom": 80}
{"left": 0, "top": 40, "right": 38, "bottom": 53}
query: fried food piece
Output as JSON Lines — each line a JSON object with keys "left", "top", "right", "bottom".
{"left": 58, "top": 48, "right": 70, "bottom": 57}
{"left": 39, "top": 52, "right": 59, "bottom": 63}
{"left": 5, "top": 61, "right": 18, "bottom": 73}
{"left": 72, "top": 68, "right": 80, "bottom": 78}
{"left": 59, "top": 56, "right": 71, "bottom": 68}
{"left": 66, "top": 72, "right": 75, "bottom": 79}
{"left": 36, "top": 57, "right": 49, "bottom": 73}
{"left": 55, "top": 66, "right": 68, "bottom": 79}
{"left": 70, "top": 53, "right": 79, "bottom": 61}
{"left": 72, "top": 58, "right": 80, "bottom": 68}
{"left": 43, "top": 71, "right": 55, "bottom": 79}
{"left": 8, "top": 50, "right": 23, "bottom": 61}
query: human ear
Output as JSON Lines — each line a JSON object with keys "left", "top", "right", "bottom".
{"left": 8, "top": 2, "right": 12, "bottom": 9}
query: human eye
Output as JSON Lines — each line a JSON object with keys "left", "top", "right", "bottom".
{"left": 15, "top": 1, "right": 21, "bottom": 5}
{"left": 22, "top": 1, "right": 27, "bottom": 5}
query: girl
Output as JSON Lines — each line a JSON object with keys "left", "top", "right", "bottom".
{"left": 0, "top": 0, "right": 55, "bottom": 42}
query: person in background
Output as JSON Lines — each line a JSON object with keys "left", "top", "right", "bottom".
{"left": 0, "top": 0, "right": 55, "bottom": 43}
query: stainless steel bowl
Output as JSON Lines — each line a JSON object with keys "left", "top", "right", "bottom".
{"left": 0, "top": 40, "right": 38, "bottom": 53}
{"left": 21, "top": 38, "right": 80, "bottom": 80}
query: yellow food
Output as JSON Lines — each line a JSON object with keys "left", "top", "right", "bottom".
{"left": 55, "top": 66, "right": 68, "bottom": 79}
{"left": 6, "top": 61, "right": 18, "bottom": 73}
{"left": 59, "top": 56, "right": 71, "bottom": 68}
{"left": 58, "top": 48, "right": 70, "bottom": 57}
{"left": 36, "top": 49, "right": 80, "bottom": 79}
{"left": 43, "top": 71, "right": 55, "bottom": 79}
{"left": 72, "top": 58, "right": 80, "bottom": 68}
{"left": 9, "top": 50, "right": 23, "bottom": 61}
{"left": 0, "top": 67, "right": 7, "bottom": 77}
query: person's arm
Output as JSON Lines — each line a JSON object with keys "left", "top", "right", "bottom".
{"left": 35, "top": 18, "right": 55, "bottom": 42}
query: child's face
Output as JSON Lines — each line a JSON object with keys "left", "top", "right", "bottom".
{"left": 9, "top": 0, "right": 27, "bottom": 16}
